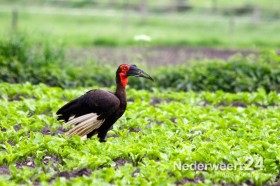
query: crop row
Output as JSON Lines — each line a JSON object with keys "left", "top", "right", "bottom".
{"left": 0, "top": 83, "right": 279, "bottom": 185}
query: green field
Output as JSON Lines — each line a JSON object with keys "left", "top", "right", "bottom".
{"left": 0, "top": 83, "right": 280, "bottom": 185}
{"left": 0, "top": 6, "right": 280, "bottom": 49}
{"left": 2, "top": 0, "right": 280, "bottom": 9}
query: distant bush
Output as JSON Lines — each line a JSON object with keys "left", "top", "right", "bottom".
{"left": 1, "top": 34, "right": 280, "bottom": 92}
{"left": 0, "top": 33, "right": 69, "bottom": 87}
{"left": 153, "top": 50, "right": 280, "bottom": 92}
{"left": 129, "top": 50, "right": 280, "bottom": 92}
{"left": 0, "top": 34, "right": 114, "bottom": 88}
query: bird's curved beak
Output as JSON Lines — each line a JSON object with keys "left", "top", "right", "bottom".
{"left": 126, "top": 65, "right": 153, "bottom": 81}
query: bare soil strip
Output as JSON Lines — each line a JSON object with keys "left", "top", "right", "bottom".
{"left": 68, "top": 47, "right": 257, "bottom": 67}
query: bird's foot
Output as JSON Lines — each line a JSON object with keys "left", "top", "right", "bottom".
{"left": 99, "top": 138, "right": 106, "bottom": 143}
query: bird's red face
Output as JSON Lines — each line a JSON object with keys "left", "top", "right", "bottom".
{"left": 117, "top": 64, "right": 153, "bottom": 87}
{"left": 118, "top": 64, "right": 131, "bottom": 87}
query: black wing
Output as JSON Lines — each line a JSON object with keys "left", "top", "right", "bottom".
{"left": 56, "top": 90, "right": 120, "bottom": 122}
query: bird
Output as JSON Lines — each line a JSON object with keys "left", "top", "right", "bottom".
{"left": 56, "top": 64, "right": 153, "bottom": 142}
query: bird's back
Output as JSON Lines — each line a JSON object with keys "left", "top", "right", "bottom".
{"left": 57, "top": 89, "right": 120, "bottom": 122}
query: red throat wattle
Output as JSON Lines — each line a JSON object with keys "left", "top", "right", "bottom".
{"left": 119, "top": 73, "right": 128, "bottom": 87}
{"left": 119, "top": 64, "right": 130, "bottom": 87}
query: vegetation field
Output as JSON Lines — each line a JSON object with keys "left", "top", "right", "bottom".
{"left": 0, "top": 5, "right": 280, "bottom": 49}
{"left": 2, "top": 0, "right": 280, "bottom": 10}
{"left": 0, "top": 83, "right": 280, "bottom": 185}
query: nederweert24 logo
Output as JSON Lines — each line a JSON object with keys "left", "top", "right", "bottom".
{"left": 174, "top": 156, "right": 264, "bottom": 171}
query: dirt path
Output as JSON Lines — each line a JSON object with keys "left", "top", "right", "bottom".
{"left": 68, "top": 47, "right": 257, "bottom": 67}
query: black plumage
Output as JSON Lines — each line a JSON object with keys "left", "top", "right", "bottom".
{"left": 56, "top": 64, "right": 153, "bottom": 142}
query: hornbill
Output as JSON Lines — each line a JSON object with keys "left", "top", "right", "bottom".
{"left": 56, "top": 64, "right": 153, "bottom": 142}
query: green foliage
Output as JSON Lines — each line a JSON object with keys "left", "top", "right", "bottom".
{"left": 1, "top": 35, "right": 280, "bottom": 93}
{"left": 152, "top": 50, "right": 280, "bottom": 92}
{"left": 0, "top": 34, "right": 115, "bottom": 88}
{"left": 129, "top": 50, "right": 280, "bottom": 93}
{"left": 0, "top": 33, "right": 69, "bottom": 87}
{"left": 0, "top": 83, "right": 280, "bottom": 185}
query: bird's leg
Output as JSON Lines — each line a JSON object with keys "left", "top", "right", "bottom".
{"left": 99, "top": 138, "right": 107, "bottom": 143}
{"left": 86, "top": 126, "right": 111, "bottom": 142}
{"left": 87, "top": 130, "right": 98, "bottom": 139}
{"left": 98, "top": 125, "right": 115, "bottom": 142}
{"left": 97, "top": 130, "right": 108, "bottom": 143}
{"left": 86, "top": 129, "right": 107, "bottom": 142}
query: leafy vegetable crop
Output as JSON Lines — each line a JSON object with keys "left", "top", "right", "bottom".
{"left": 0, "top": 83, "right": 279, "bottom": 185}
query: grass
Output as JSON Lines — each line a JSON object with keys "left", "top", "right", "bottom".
{"left": 0, "top": 6, "right": 280, "bottom": 49}
{"left": 2, "top": 0, "right": 280, "bottom": 9}
{"left": 0, "top": 83, "right": 279, "bottom": 185}
{"left": 189, "top": 0, "right": 280, "bottom": 9}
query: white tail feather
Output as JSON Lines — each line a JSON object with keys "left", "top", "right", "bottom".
{"left": 63, "top": 113, "right": 96, "bottom": 128}
{"left": 63, "top": 113, "right": 104, "bottom": 138}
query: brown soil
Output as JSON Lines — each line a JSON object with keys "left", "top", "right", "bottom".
{"left": 131, "top": 168, "right": 140, "bottom": 177}
{"left": 216, "top": 101, "right": 247, "bottom": 108}
{"left": 129, "top": 128, "right": 141, "bottom": 133}
{"left": 8, "top": 94, "right": 36, "bottom": 102}
{"left": 68, "top": 47, "right": 257, "bottom": 67}
{"left": 106, "top": 133, "right": 119, "bottom": 138}
{"left": 221, "top": 180, "right": 255, "bottom": 186}
{"left": 15, "top": 154, "right": 61, "bottom": 170}
{"left": 0, "top": 166, "right": 10, "bottom": 175}
{"left": 114, "top": 158, "right": 132, "bottom": 169}
{"left": 202, "top": 101, "right": 278, "bottom": 108}
{"left": 49, "top": 168, "right": 92, "bottom": 181}
{"left": 8, "top": 140, "right": 15, "bottom": 146}
{"left": 16, "top": 157, "right": 36, "bottom": 169}
{"left": 41, "top": 126, "right": 66, "bottom": 136}
{"left": 150, "top": 97, "right": 173, "bottom": 106}
{"left": 8, "top": 94, "right": 28, "bottom": 101}
{"left": 13, "top": 124, "right": 21, "bottom": 131}
{"left": 42, "top": 154, "right": 62, "bottom": 166}
{"left": 175, "top": 174, "right": 204, "bottom": 185}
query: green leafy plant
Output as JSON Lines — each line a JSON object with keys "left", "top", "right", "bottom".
{"left": 0, "top": 83, "right": 279, "bottom": 185}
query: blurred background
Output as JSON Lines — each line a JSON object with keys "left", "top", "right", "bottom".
{"left": 0, "top": 0, "right": 280, "bottom": 91}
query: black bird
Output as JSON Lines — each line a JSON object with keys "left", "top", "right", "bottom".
{"left": 56, "top": 64, "right": 153, "bottom": 142}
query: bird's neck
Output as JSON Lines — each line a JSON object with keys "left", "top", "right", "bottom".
{"left": 119, "top": 72, "right": 128, "bottom": 87}
{"left": 115, "top": 75, "right": 127, "bottom": 106}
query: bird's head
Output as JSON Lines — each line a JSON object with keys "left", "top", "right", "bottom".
{"left": 117, "top": 64, "right": 153, "bottom": 87}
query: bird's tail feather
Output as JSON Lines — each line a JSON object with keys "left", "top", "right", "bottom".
{"left": 63, "top": 113, "right": 96, "bottom": 128}
{"left": 63, "top": 113, "right": 104, "bottom": 138}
